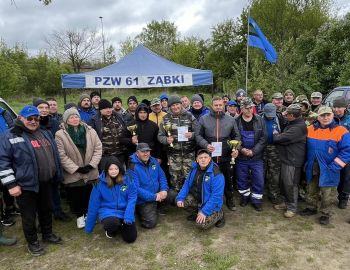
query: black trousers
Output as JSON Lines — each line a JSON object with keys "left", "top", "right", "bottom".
{"left": 101, "top": 217, "right": 137, "bottom": 243}
{"left": 218, "top": 161, "right": 235, "bottom": 200}
{"left": 66, "top": 184, "right": 92, "bottom": 217}
{"left": 136, "top": 202, "right": 158, "bottom": 229}
{"left": 338, "top": 162, "right": 350, "bottom": 201}
{"left": 16, "top": 181, "right": 53, "bottom": 244}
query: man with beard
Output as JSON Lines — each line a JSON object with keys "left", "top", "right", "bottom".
{"left": 195, "top": 96, "right": 240, "bottom": 211}
{"left": 158, "top": 95, "right": 197, "bottom": 192}
{"left": 34, "top": 99, "right": 70, "bottom": 222}
{"left": 77, "top": 94, "right": 96, "bottom": 123}
{"left": 0, "top": 105, "right": 63, "bottom": 256}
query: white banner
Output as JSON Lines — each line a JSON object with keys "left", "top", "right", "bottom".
{"left": 85, "top": 74, "right": 193, "bottom": 88}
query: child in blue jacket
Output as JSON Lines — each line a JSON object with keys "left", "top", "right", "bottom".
{"left": 85, "top": 157, "right": 137, "bottom": 243}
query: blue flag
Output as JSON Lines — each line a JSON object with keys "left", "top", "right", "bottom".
{"left": 248, "top": 16, "right": 277, "bottom": 63}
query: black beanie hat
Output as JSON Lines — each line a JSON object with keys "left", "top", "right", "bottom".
{"left": 104, "top": 156, "right": 125, "bottom": 176}
{"left": 90, "top": 91, "right": 101, "bottom": 99}
{"left": 98, "top": 99, "right": 112, "bottom": 110}
{"left": 64, "top": 102, "right": 77, "bottom": 111}
{"left": 127, "top": 96, "right": 138, "bottom": 104}
{"left": 33, "top": 98, "right": 49, "bottom": 107}
{"left": 111, "top": 96, "right": 122, "bottom": 104}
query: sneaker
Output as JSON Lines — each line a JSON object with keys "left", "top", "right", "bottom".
{"left": 284, "top": 210, "right": 296, "bottom": 218}
{"left": 54, "top": 211, "right": 72, "bottom": 222}
{"left": 42, "top": 233, "right": 63, "bottom": 244}
{"left": 0, "top": 235, "right": 17, "bottom": 246}
{"left": 27, "top": 241, "right": 45, "bottom": 256}
{"left": 319, "top": 215, "right": 330, "bottom": 225}
{"left": 226, "top": 198, "right": 236, "bottom": 211}
{"left": 252, "top": 203, "right": 263, "bottom": 212}
{"left": 1, "top": 216, "right": 15, "bottom": 227}
{"left": 338, "top": 200, "right": 348, "bottom": 209}
{"left": 77, "top": 215, "right": 86, "bottom": 229}
{"left": 240, "top": 196, "right": 249, "bottom": 207}
{"left": 274, "top": 203, "right": 287, "bottom": 210}
{"left": 215, "top": 217, "right": 225, "bottom": 228}
{"left": 105, "top": 231, "right": 113, "bottom": 239}
{"left": 186, "top": 214, "right": 197, "bottom": 222}
{"left": 300, "top": 208, "right": 318, "bottom": 216}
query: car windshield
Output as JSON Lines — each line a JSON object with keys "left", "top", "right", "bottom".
{"left": 0, "top": 101, "right": 17, "bottom": 119}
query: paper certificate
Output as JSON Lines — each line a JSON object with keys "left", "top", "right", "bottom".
{"left": 177, "top": 126, "right": 188, "bottom": 142}
{"left": 211, "top": 142, "right": 222, "bottom": 157}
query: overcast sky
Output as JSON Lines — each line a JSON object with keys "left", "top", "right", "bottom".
{"left": 0, "top": 0, "right": 349, "bottom": 57}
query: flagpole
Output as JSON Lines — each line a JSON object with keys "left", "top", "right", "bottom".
{"left": 245, "top": 2, "right": 251, "bottom": 94}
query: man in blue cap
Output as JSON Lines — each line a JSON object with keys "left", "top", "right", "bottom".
{"left": 0, "top": 105, "right": 63, "bottom": 256}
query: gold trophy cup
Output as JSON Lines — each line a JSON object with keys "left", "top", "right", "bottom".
{"left": 227, "top": 140, "right": 241, "bottom": 165}
{"left": 163, "top": 123, "right": 174, "bottom": 148}
{"left": 127, "top": 124, "right": 137, "bottom": 136}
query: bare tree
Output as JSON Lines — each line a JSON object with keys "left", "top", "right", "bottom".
{"left": 46, "top": 28, "right": 102, "bottom": 72}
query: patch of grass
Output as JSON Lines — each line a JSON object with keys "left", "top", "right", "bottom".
{"left": 202, "top": 249, "right": 240, "bottom": 270}
{"left": 307, "top": 256, "right": 315, "bottom": 263}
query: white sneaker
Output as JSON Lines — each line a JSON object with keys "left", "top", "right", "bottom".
{"left": 77, "top": 216, "right": 85, "bottom": 229}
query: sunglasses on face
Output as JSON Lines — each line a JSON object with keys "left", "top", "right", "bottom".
{"left": 26, "top": 116, "right": 40, "bottom": 122}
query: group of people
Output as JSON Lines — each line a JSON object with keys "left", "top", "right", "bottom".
{"left": 0, "top": 88, "right": 349, "bottom": 256}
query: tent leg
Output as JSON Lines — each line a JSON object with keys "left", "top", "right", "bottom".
{"left": 211, "top": 85, "right": 214, "bottom": 98}
{"left": 64, "top": 88, "right": 67, "bottom": 105}
{"left": 99, "top": 89, "right": 102, "bottom": 98}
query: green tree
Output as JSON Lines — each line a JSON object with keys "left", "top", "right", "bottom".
{"left": 136, "top": 20, "right": 179, "bottom": 58}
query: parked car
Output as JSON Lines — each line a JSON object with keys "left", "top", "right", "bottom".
{"left": 0, "top": 97, "right": 17, "bottom": 119}
{"left": 323, "top": 86, "right": 350, "bottom": 107}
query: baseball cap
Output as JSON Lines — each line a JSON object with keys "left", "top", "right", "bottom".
{"left": 19, "top": 105, "right": 40, "bottom": 118}
{"left": 311, "top": 92, "right": 322, "bottom": 98}
{"left": 272, "top": 92, "right": 283, "bottom": 99}
{"left": 317, "top": 106, "right": 332, "bottom": 115}
{"left": 286, "top": 104, "right": 302, "bottom": 114}
{"left": 197, "top": 149, "right": 210, "bottom": 156}
{"left": 240, "top": 97, "right": 254, "bottom": 108}
{"left": 136, "top": 143, "right": 152, "bottom": 152}
{"left": 150, "top": 98, "right": 161, "bottom": 106}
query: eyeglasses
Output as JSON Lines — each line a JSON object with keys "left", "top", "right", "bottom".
{"left": 26, "top": 116, "right": 40, "bottom": 122}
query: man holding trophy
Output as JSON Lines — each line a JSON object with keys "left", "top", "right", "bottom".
{"left": 195, "top": 96, "right": 240, "bottom": 211}
{"left": 128, "top": 103, "right": 161, "bottom": 160}
{"left": 158, "top": 95, "right": 197, "bottom": 192}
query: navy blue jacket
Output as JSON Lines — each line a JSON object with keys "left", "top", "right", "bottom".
{"left": 128, "top": 153, "right": 168, "bottom": 205}
{"left": 85, "top": 171, "right": 137, "bottom": 233}
{"left": 0, "top": 122, "right": 63, "bottom": 192}
{"left": 176, "top": 161, "right": 224, "bottom": 216}
{"left": 235, "top": 114, "right": 267, "bottom": 160}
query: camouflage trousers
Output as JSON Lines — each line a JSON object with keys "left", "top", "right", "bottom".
{"left": 306, "top": 174, "right": 337, "bottom": 216}
{"left": 168, "top": 152, "right": 195, "bottom": 191}
{"left": 184, "top": 194, "right": 224, "bottom": 230}
{"left": 264, "top": 145, "right": 282, "bottom": 204}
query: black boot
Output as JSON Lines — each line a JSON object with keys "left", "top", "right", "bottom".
{"left": 240, "top": 196, "right": 249, "bottom": 207}
{"left": 226, "top": 198, "right": 236, "bottom": 211}
{"left": 215, "top": 213, "right": 225, "bottom": 228}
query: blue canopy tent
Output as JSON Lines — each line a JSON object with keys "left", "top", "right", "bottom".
{"left": 61, "top": 44, "right": 213, "bottom": 102}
